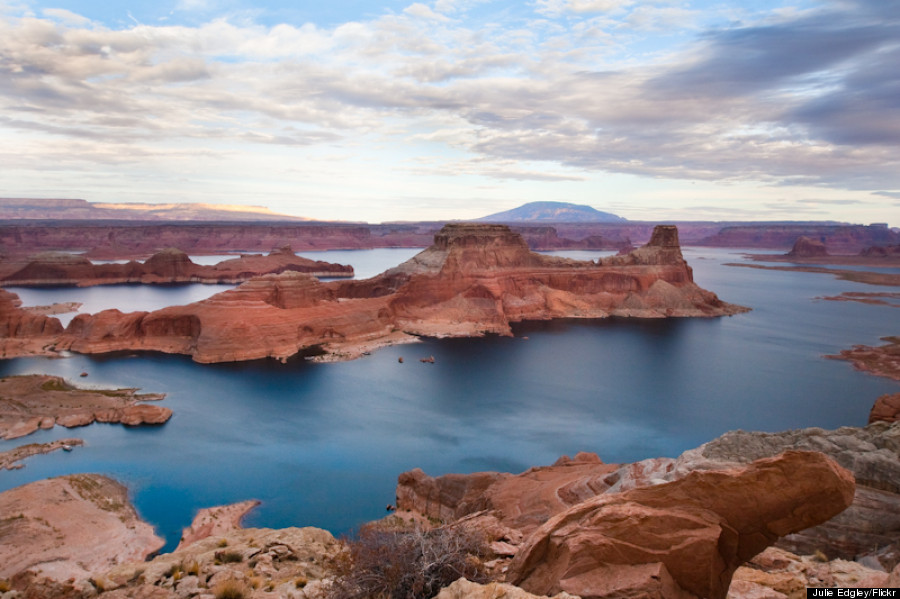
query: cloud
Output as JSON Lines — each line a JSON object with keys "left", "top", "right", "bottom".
{"left": 534, "top": 0, "right": 633, "bottom": 18}
{"left": 403, "top": 3, "right": 452, "bottom": 22}
{"left": 0, "top": 0, "right": 898, "bottom": 207}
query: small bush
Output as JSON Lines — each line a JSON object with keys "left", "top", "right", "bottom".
{"left": 185, "top": 560, "right": 200, "bottom": 576}
{"left": 0, "top": 579, "right": 11, "bottom": 593}
{"left": 328, "top": 523, "right": 489, "bottom": 599}
{"left": 213, "top": 579, "right": 248, "bottom": 599}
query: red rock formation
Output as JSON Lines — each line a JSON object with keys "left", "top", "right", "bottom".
{"left": 0, "top": 289, "right": 64, "bottom": 358}
{"left": 787, "top": 236, "right": 829, "bottom": 257}
{"left": 870, "top": 393, "right": 900, "bottom": 423}
{"left": 506, "top": 451, "right": 855, "bottom": 599}
{"left": 397, "top": 452, "right": 619, "bottom": 538}
{"left": 8, "top": 223, "right": 747, "bottom": 363}
{"left": 0, "top": 245, "right": 352, "bottom": 287}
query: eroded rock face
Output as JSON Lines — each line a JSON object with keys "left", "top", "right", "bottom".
{"left": 506, "top": 451, "right": 855, "bottom": 599}
{"left": 0, "top": 289, "right": 63, "bottom": 358}
{"left": 49, "top": 224, "right": 747, "bottom": 363}
{"left": 607, "top": 422, "right": 900, "bottom": 571}
{"left": 0, "top": 474, "right": 165, "bottom": 582}
{"left": 397, "top": 452, "right": 619, "bottom": 538}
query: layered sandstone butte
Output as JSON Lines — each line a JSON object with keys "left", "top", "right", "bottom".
{"left": 47, "top": 224, "right": 747, "bottom": 363}
{"left": 0, "top": 474, "right": 165, "bottom": 582}
{"left": 0, "top": 245, "right": 352, "bottom": 287}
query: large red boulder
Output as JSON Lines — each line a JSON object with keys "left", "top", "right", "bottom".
{"left": 506, "top": 451, "right": 855, "bottom": 599}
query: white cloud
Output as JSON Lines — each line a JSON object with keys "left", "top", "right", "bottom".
{"left": 403, "top": 3, "right": 452, "bottom": 22}
{"left": 0, "top": 0, "right": 897, "bottom": 223}
{"left": 534, "top": 0, "right": 634, "bottom": 18}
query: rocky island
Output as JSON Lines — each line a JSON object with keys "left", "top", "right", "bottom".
{"left": 0, "top": 245, "right": 352, "bottom": 287}
{"left": 2, "top": 223, "right": 747, "bottom": 364}
{"left": 0, "top": 374, "right": 170, "bottom": 440}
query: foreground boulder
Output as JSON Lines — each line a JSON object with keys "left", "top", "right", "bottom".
{"left": 506, "top": 451, "right": 854, "bottom": 599}
{"left": 0, "top": 474, "right": 165, "bottom": 582}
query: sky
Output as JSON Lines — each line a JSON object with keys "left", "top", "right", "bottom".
{"left": 0, "top": 0, "right": 898, "bottom": 224}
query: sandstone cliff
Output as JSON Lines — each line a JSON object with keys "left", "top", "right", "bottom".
{"left": 0, "top": 245, "right": 352, "bottom": 287}
{"left": 0, "top": 288, "right": 64, "bottom": 358}
{"left": 46, "top": 224, "right": 747, "bottom": 363}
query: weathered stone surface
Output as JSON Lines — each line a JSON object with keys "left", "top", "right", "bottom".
{"left": 51, "top": 224, "right": 747, "bottom": 363}
{"left": 728, "top": 547, "right": 892, "bottom": 599}
{"left": 104, "top": 526, "right": 341, "bottom": 598}
{"left": 506, "top": 451, "right": 855, "bottom": 599}
{"left": 0, "top": 474, "right": 165, "bottom": 582}
{"left": 434, "top": 578, "right": 581, "bottom": 599}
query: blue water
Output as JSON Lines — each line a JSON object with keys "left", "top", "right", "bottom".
{"left": 0, "top": 247, "right": 897, "bottom": 552}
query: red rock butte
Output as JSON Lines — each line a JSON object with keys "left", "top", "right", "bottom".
{"left": 2, "top": 223, "right": 748, "bottom": 363}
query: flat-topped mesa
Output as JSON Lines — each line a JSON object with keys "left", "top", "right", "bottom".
{"left": 35, "top": 223, "right": 748, "bottom": 363}
{"left": 389, "top": 223, "right": 548, "bottom": 276}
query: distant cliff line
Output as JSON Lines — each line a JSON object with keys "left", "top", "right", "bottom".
{"left": 1, "top": 220, "right": 896, "bottom": 258}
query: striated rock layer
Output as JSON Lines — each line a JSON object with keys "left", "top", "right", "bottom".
{"left": 0, "top": 245, "right": 352, "bottom": 287}
{"left": 396, "top": 423, "right": 900, "bottom": 595}
{"left": 506, "top": 451, "right": 854, "bottom": 599}
{"left": 43, "top": 223, "right": 747, "bottom": 363}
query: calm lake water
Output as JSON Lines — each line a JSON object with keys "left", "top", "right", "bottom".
{"left": 1, "top": 247, "right": 898, "bottom": 551}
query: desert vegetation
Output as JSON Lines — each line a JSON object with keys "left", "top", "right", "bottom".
{"left": 327, "top": 523, "right": 490, "bottom": 599}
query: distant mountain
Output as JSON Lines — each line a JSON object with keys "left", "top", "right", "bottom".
{"left": 0, "top": 198, "right": 312, "bottom": 221}
{"left": 478, "top": 201, "right": 626, "bottom": 223}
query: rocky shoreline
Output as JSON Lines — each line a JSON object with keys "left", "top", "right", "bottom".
{"left": 0, "top": 374, "right": 170, "bottom": 440}
{"left": 2, "top": 422, "right": 899, "bottom": 599}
